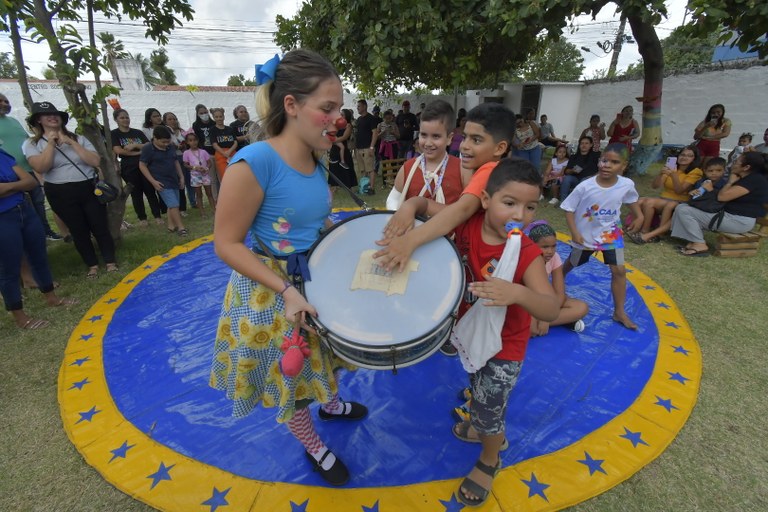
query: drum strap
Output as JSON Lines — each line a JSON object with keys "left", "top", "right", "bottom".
{"left": 325, "top": 161, "right": 371, "bottom": 211}
{"left": 252, "top": 236, "right": 311, "bottom": 283}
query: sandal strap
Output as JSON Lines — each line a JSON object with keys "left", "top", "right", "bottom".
{"left": 460, "top": 476, "right": 490, "bottom": 503}
{"left": 454, "top": 421, "right": 472, "bottom": 440}
{"left": 474, "top": 458, "right": 500, "bottom": 477}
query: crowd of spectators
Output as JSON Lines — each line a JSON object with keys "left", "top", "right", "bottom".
{"left": 0, "top": 95, "right": 257, "bottom": 328}
{"left": 2, "top": 91, "right": 766, "bottom": 330}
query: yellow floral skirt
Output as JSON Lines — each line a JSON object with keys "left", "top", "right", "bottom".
{"left": 209, "top": 258, "right": 355, "bottom": 422}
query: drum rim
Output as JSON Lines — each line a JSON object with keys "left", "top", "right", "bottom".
{"left": 320, "top": 314, "right": 455, "bottom": 353}
{"left": 328, "top": 334, "right": 448, "bottom": 371}
{"left": 308, "top": 209, "right": 417, "bottom": 256}
{"left": 304, "top": 209, "right": 465, "bottom": 354}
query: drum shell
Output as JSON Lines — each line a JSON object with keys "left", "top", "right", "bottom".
{"left": 303, "top": 211, "right": 463, "bottom": 371}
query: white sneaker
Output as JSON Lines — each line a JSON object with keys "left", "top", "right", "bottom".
{"left": 573, "top": 319, "right": 586, "bottom": 333}
{"left": 548, "top": 197, "right": 559, "bottom": 206}
{"left": 539, "top": 194, "right": 545, "bottom": 201}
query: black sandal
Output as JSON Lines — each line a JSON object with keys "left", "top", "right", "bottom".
{"left": 439, "top": 340, "right": 458, "bottom": 356}
{"left": 626, "top": 231, "right": 646, "bottom": 245}
{"left": 457, "top": 458, "right": 501, "bottom": 507}
{"left": 451, "top": 421, "right": 510, "bottom": 450}
{"left": 304, "top": 449, "right": 349, "bottom": 486}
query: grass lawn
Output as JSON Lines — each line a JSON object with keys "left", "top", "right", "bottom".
{"left": 1, "top": 170, "right": 767, "bottom": 511}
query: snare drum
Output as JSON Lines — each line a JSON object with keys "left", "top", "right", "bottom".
{"left": 303, "top": 211, "right": 463, "bottom": 371}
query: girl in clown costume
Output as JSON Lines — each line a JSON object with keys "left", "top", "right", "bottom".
{"left": 209, "top": 50, "right": 366, "bottom": 487}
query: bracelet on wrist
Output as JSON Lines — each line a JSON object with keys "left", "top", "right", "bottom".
{"left": 279, "top": 281, "right": 293, "bottom": 295}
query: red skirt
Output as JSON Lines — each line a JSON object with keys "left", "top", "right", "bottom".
{"left": 696, "top": 138, "right": 720, "bottom": 157}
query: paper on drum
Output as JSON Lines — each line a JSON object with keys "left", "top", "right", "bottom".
{"left": 350, "top": 250, "right": 419, "bottom": 295}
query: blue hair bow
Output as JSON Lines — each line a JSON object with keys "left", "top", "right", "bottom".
{"left": 255, "top": 54, "right": 281, "bottom": 85}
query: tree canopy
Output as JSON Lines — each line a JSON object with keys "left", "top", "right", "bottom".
{"left": 0, "top": 51, "right": 17, "bottom": 78}
{"left": 98, "top": 31, "right": 129, "bottom": 83}
{"left": 133, "top": 52, "right": 161, "bottom": 88}
{"left": 274, "top": 0, "right": 670, "bottom": 95}
{"left": 227, "top": 74, "right": 256, "bottom": 86}
{"left": 149, "top": 47, "right": 177, "bottom": 85}
{"left": 623, "top": 25, "right": 719, "bottom": 78}
{"left": 510, "top": 37, "right": 585, "bottom": 82}
{"left": 687, "top": 0, "right": 768, "bottom": 58}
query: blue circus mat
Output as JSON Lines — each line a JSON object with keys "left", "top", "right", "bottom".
{"left": 59, "top": 210, "right": 701, "bottom": 511}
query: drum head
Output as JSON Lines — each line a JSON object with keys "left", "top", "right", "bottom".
{"left": 304, "top": 211, "right": 463, "bottom": 348}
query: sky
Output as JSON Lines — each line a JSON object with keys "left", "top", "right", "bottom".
{"left": 0, "top": 0, "right": 691, "bottom": 87}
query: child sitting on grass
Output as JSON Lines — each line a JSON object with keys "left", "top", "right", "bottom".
{"left": 527, "top": 221, "right": 589, "bottom": 336}
{"left": 542, "top": 144, "right": 569, "bottom": 206}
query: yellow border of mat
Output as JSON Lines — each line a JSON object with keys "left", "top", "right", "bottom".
{"left": 59, "top": 232, "right": 701, "bottom": 511}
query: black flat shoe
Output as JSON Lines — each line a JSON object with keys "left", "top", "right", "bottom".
{"left": 318, "top": 401, "right": 368, "bottom": 421}
{"left": 439, "top": 341, "right": 458, "bottom": 356}
{"left": 305, "top": 449, "right": 349, "bottom": 486}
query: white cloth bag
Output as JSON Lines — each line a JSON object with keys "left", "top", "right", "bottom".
{"left": 452, "top": 224, "right": 523, "bottom": 373}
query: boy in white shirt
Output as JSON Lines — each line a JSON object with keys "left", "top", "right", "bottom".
{"left": 560, "top": 143, "right": 643, "bottom": 330}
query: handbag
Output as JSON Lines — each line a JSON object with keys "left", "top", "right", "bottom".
{"left": 93, "top": 179, "right": 120, "bottom": 204}
{"left": 687, "top": 188, "right": 725, "bottom": 230}
{"left": 45, "top": 137, "right": 119, "bottom": 204}
{"left": 689, "top": 191, "right": 723, "bottom": 214}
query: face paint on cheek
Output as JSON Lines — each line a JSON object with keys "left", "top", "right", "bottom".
{"left": 313, "top": 113, "right": 337, "bottom": 141}
{"left": 311, "top": 112, "right": 332, "bottom": 128}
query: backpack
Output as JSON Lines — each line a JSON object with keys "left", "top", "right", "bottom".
{"left": 358, "top": 176, "right": 370, "bottom": 194}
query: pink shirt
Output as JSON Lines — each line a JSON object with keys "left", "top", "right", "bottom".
{"left": 545, "top": 252, "right": 562, "bottom": 277}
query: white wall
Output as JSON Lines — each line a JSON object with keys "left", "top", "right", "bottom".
{"left": 538, "top": 84, "right": 584, "bottom": 141}
{"left": 0, "top": 81, "right": 259, "bottom": 131}
{"left": 575, "top": 66, "right": 768, "bottom": 150}
{"left": 464, "top": 89, "right": 508, "bottom": 112}
{"left": 113, "top": 59, "right": 146, "bottom": 91}
{"left": 501, "top": 84, "right": 523, "bottom": 113}
{"left": 3, "top": 66, "right": 763, "bottom": 150}
{"left": 0, "top": 81, "right": 467, "bottom": 133}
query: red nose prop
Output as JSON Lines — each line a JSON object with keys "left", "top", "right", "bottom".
{"left": 334, "top": 117, "right": 348, "bottom": 130}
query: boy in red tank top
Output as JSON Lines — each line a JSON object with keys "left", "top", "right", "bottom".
{"left": 385, "top": 100, "right": 471, "bottom": 212}
{"left": 375, "top": 103, "right": 517, "bottom": 271}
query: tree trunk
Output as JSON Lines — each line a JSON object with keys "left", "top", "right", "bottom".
{"left": 627, "top": 15, "right": 664, "bottom": 175}
{"left": 31, "top": 0, "right": 125, "bottom": 240}
{"left": 87, "top": 0, "right": 126, "bottom": 241}
{"left": 8, "top": 11, "right": 34, "bottom": 110}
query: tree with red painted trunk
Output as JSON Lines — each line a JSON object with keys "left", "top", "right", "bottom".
{"left": 276, "top": 0, "right": 765, "bottom": 175}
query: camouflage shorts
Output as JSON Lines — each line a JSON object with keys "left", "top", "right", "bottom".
{"left": 469, "top": 358, "right": 522, "bottom": 436}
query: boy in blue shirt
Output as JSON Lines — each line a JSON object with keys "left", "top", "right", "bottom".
{"left": 140, "top": 126, "right": 187, "bottom": 236}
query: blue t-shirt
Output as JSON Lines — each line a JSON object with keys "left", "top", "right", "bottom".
{"left": 140, "top": 142, "right": 179, "bottom": 188}
{"left": 0, "top": 149, "right": 24, "bottom": 213}
{"left": 232, "top": 141, "right": 330, "bottom": 255}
